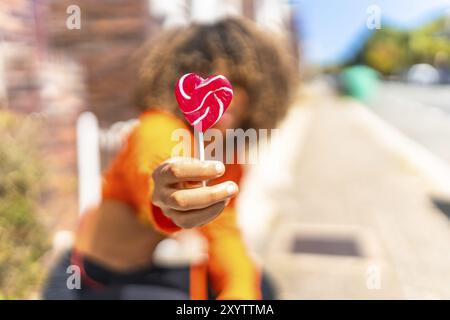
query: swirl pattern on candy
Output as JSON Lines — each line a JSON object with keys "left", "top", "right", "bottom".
{"left": 175, "top": 73, "right": 233, "bottom": 132}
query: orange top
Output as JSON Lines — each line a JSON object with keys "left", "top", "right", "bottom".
{"left": 102, "top": 110, "right": 261, "bottom": 300}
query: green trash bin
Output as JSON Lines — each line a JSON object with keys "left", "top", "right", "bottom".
{"left": 339, "top": 65, "right": 379, "bottom": 103}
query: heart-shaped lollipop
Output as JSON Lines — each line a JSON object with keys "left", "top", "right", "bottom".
{"left": 175, "top": 73, "right": 233, "bottom": 132}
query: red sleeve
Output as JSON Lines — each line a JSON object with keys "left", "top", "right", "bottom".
{"left": 151, "top": 203, "right": 181, "bottom": 234}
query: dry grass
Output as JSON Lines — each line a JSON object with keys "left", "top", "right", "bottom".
{"left": 0, "top": 111, "right": 49, "bottom": 299}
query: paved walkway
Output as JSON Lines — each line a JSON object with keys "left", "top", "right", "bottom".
{"left": 240, "top": 86, "right": 450, "bottom": 299}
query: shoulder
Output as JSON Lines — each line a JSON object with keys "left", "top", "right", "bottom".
{"left": 140, "top": 109, "right": 187, "bottom": 130}
{"left": 132, "top": 109, "right": 189, "bottom": 142}
{"left": 127, "top": 110, "right": 192, "bottom": 165}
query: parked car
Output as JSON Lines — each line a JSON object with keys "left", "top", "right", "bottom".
{"left": 406, "top": 63, "right": 440, "bottom": 85}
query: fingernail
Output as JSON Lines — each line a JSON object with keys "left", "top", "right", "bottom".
{"left": 215, "top": 162, "right": 225, "bottom": 173}
{"left": 226, "top": 183, "right": 237, "bottom": 195}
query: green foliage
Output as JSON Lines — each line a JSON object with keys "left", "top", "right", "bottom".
{"left": 0, "top": 111, "right": 49, "bottom": 299}
{"left": 362, "top": 27, "right": 410, "bottom": 75}
{"left": 355, "top": 17, "right": 450, "bottom": 75}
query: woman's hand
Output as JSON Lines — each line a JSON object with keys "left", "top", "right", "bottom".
{"left": 151, "top": 158, "right": 238, "bottom": 229}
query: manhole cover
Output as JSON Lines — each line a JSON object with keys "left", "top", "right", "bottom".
{"left": 432, "top": 198, "right": 450, "bottom": 219}
{"left": 291, "top": 236, "right": 362, "bottom": 257}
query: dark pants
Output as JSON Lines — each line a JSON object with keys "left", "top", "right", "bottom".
{"left": 43, "top": 251, "right": 276, "bottom": 300}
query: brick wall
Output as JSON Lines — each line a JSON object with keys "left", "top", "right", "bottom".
{"left": 47, "top": 0, "right": 155, "bottom": 125}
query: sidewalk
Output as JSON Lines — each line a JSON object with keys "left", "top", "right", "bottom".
{"left": 240, "top": 86, "right": 450, "bottom": 299}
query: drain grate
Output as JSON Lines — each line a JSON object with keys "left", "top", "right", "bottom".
{"left": 291, "top": 236, "right": 362, "bottom": 257}
{"left": 432, "top": 198, "right": 450, "bottom": 219}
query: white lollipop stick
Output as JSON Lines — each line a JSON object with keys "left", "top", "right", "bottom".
{"left": 195, "top": 128, "right": 207, "bottom": 187}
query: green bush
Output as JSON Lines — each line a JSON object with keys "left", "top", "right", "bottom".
{"left": 0, "top": 111, "right": 49, "bottom": 299}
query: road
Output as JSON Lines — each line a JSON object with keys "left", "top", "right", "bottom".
{"left": 369, "top": 81, "right": 450, "bottom": 165}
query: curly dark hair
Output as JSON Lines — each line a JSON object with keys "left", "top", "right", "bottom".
{"left": 135, "top": 17, "right": 299, "bottom": 129}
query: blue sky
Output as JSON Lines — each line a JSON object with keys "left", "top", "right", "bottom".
{"left": 291, "top": 0, "right": 450, "bottom": 65}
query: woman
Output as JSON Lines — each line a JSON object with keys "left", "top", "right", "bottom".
{"left": 44, "top": 17, "right": 298, "bottom": 300}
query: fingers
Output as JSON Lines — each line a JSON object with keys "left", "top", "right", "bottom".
{"left": 167, "top": 181, "right": 238, "bottom": 211}
{"left": 176, "top": 181, "right": 204, "bottom": 189}
{"left": 151, "top": 157, "right": 238, "bottom": 229}
{"left": 155, "top": 158, "right": 225, "bottom": 184}
{"left": 164, "top": 201, "right": 226, "bottom": 229}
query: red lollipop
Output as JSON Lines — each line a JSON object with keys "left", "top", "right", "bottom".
{"left": 175, "top": 73, "right": 233, "bottom": 185}
{"left": 175, "top": 73, "right": 233, "bottom": 133}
